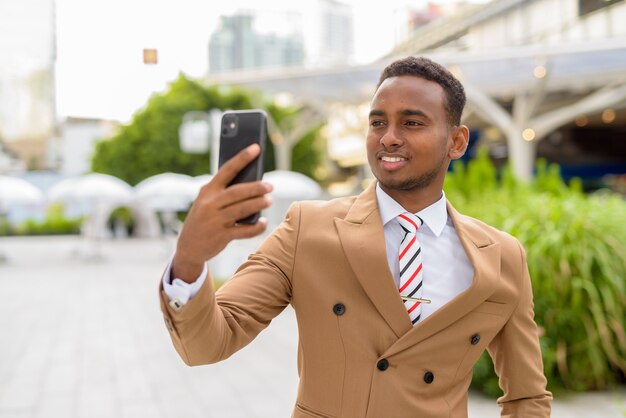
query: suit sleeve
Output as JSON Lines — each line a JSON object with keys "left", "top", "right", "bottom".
{"left": 159, "top": 203, "right": 300, "bottom": 366}
{"left": 487, "top": 240, "right": 552, "bottom": 418}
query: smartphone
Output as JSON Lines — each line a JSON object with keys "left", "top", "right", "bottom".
{"left": 218, "top": 109, "right": 267, "bottom": 224}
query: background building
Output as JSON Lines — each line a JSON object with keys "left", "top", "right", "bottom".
{"left": 0, "top": 0, "right": 57, "bottom": 171}
{"left": 206, "top": 0, "right": 626, "bottom": 190}
{"left": 391, "top": 0, "right": 626, "bottom": 185}
{"left": 208, "top": 0, "right": 354, "bottom": 73}
{"left": 392, "top": 1, "right": 477, "bottom": 47}
{"left": 208, "top": 11, "right": 305, "bottom": 73}
{"left": 58, "top": 117, "right": 118, "bottom": 176}
{"left": 302, "top": 0, "right": 354, "bottom": 67}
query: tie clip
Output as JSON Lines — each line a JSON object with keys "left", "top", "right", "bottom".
{"left": 401, "top": 296, "right": 431, "bottom": 304}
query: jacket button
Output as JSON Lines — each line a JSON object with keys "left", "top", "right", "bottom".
{"left": 377, "top": 359, "right": 389, "bottom": 371}
{"left": 470, "top": 334, "right": 481, "bottom": 345}
{"left": 423, "top": 371, "right": 434, "bottom": 384}
{"left": 332, "top": 303, "right": 346, "bottom": 316}
{"left": 169, "top": 298, "right": 184, "bottom": 312}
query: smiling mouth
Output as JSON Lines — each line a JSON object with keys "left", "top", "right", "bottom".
{"left": 380, "top": 156, "right": 407, "bottom": 162}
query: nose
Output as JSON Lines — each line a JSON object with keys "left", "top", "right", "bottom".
{"left": 380, "top": 127, "right": 403, "bottom": 149}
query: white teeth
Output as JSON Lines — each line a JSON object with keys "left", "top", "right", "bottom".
{"left": 381, "top": 156, "right": 405, "bottom": 162}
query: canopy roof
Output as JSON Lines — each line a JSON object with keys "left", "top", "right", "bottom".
{"left": 205, "top": 39, "right": 626, "bottom": 105}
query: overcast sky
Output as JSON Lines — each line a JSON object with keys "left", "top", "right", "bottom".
{"left": 54, "top": 0, "right": 485, "bottom": 122}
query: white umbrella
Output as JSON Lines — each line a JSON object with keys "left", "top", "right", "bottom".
{"left": 191, "top": 174, "right": 213, "bottom": 198}
{"left": 47, "top": 173, "right": 133, "bottom": 203}
{"left": 0, "top": 175, "right": 44, "bottom": 206}
{"left": 134, "top": 173, "right": 197, "bottom": 211}
{"left": 261, "top": 171, "right": 323, "bottom": 228}
{"left": 262, "top": 170, "right": 323, "bottom": 200}
{"left": 0, "top": 176, "right": 44, "bottom": 262}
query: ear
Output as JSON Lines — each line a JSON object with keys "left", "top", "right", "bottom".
{"left": 448, "top": 125, "right": 469, "bottom": 160}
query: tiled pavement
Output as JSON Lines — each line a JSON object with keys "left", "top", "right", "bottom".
{"left": 0, "top": 236, "right": 624, "bottom": 418}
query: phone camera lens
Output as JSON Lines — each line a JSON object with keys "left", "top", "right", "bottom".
{"left": 222, "top": 114, "right": 238, "bottom": 137}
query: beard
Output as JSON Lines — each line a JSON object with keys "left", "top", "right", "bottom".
{"left": 375, "top": 152, "right": 448, "bottom": 192}
{"left": 377, "top": 168, "right": 439, "bottom": 191}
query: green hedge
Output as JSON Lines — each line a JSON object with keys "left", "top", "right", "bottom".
{"left": 0, "top": 217, "right": 9, "bottom": 236}
{"left": 4, "top": 204, "right": 83, "bottom": 236}
{"left": 444, "top": 150, "right": 626, "bottom": 396}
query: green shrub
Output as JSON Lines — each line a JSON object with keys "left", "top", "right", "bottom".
{"left": 0, "top": 216, "right": 9, "bottom": 236}
{"left": 13, "top": 204, "right": 82, "bottom": 236}
{"left": 445, "top": 149, "right": 626, "bottom": 396}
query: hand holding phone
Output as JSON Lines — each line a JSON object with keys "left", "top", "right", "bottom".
{"left": 173, "top": 143, "right": 273, "bottom": 282}
{"left": 218, "top": 110, "right": 268, "bottom": 224}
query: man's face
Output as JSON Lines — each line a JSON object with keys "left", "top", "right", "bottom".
{"left": 366, "top": 75, "right": 459, "bottom": 198}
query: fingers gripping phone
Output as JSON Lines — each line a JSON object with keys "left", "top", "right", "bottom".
{"left": 218, "top": 109, "right": 267, "bottom": 224}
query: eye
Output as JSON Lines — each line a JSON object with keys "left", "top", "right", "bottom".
{"left": 405, "top": 120, "right": 424, "bottom": 127}
{"left": 370, "top": 120, "right": 385, "bottom": 127}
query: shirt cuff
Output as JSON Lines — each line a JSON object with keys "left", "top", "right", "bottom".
{"left": 162, "top": 255, "right": 208, "bottom": 306}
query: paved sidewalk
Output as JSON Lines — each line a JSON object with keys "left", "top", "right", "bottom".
{"left": 0, "top": 236, "right": 624, "bottom": 418}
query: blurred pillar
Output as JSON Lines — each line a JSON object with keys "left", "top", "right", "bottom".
{"left": 179, "top": 109, "right": 222, "bottom": 174}
{"left": 254, "top": 98, "right": 326, "bottom": 171}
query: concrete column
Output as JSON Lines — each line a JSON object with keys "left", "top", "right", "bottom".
{"left": 505, "top": 126, "right": 536, "bottom": 182}
{"left": 259, "top": 101, "right": 325, "bottom": 172}
{"left": 275, "top": 137, "right": 292, "bottom": 171}
{"left": 465, "top": 82, "right": 538, "bottom": 180}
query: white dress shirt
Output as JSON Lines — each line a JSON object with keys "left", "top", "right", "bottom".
{"left": 162, "top": 260, "right": 208, "bottom": 305}
{"left": 163, "top": 185, "right": 474, "bottom": 320}
{"left": 375, "top": 185, "right": 473, "bottom": 322}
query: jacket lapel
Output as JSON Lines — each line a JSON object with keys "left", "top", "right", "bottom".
{"left": 335, "top": 183, "right": 413, "bottom": 339}
{"left": 383, "top": 202, "right": 501, "bottom": 357}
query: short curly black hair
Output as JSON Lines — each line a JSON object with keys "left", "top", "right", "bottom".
{"left": 377, "top": 56, "right": 466, "bottom": 126}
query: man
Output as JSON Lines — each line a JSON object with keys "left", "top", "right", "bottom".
{"left": 160, "top": 56, "right": 552, "bottom": 418}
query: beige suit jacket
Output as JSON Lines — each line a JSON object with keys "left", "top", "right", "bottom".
{"left": 160, "top": 182, "right": 552, "bottom": 418}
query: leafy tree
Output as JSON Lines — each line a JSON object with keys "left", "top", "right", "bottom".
{"left": 92, "top": 74, "right": 322, "bottom": 185}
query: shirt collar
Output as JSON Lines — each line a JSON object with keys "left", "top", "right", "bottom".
{"left": 375, "top": 183, "right": 448, "bottom": 237}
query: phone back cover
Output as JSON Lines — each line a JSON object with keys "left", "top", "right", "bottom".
{"left": 218, "top": 110, "right": 267, "bottom": 186}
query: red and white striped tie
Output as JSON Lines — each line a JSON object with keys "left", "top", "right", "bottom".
{"left": 397, "top": 212, "right": 424, "bottom": 325}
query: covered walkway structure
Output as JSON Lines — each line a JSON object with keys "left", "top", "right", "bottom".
{"left": 206, "top": 0, "right": 626, "bottom": 181}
